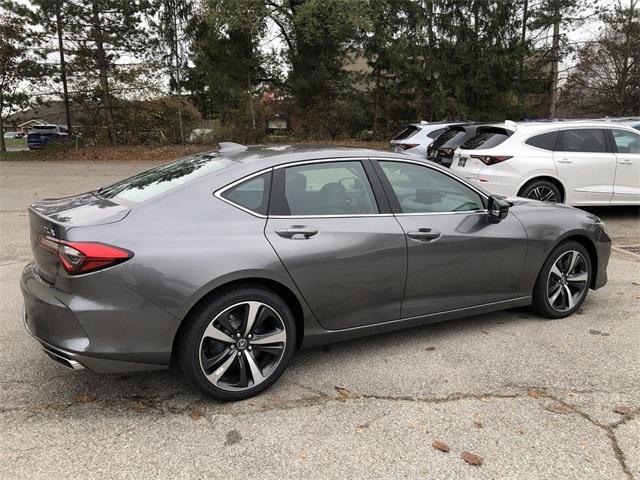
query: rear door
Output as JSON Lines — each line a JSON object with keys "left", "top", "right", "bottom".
{"left": 373, "top": 159, "right": 528, "bottom": 317}
{"left": 609, "top": 128, "right": 640, "bottom": 205}
{"left": 264, "top": 159, "right": 407, "bottom": 330}
{"left": 554, "top": 128, "right": 616, "bottom": 205}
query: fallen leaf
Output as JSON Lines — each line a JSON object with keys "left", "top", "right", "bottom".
{"left": 132, "top": 400, "right": 148, "bottom": 412}
{"left": 73, "top": 393, "right": 96, "bottom": 403}
{"left": 298, "top": 452, "right": 307, "bottom": 460}
{"left": 432, "top": 440, "right": 449, "bottom": 453}
{"left": 589, "top": 329, "right": 601, "bottom": 335}
{"left": 473, "top": 419, "right": 484, "bottom": 429}
{"left": 546, "top": 403, "right": 573, "bottom": 414}
{"left": 461, "top": 451, "right": 483, "bottom": 466}
{"left": 613, "top": 405, "right": 632, "bottom": 416}
{"left": 425, "top": 346, "right": 436, "bottom": 351}
{"left": 334, "top": 386, "right": 361, "bottom": 400}
{"left": 190, "top": 409, "right": 203, "bottom": 421}
{"left": 527, "top": 389, "right": 544, "bottom": 398}
{"left": 355, "top": 424, "right": 367, "bottom": 433}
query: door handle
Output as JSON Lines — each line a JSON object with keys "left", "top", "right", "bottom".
{"left": 275, "top": 225, "right": 319, "bottom": 239}
{"left": 619, "top": 159, "right": 633, "bottom": 165}
{"left": 407, "top": 228, "right": 441, "bottom": 242}
{"left": 556, "top": 158, "right": 573, "bottom": 164}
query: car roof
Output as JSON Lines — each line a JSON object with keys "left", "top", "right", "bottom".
{"left": 477, "top": 120, "right": 640, "bottom": 134}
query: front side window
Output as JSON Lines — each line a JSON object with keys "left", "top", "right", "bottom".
{"left": 558, "top": 129, "right": 607, "bottom": 153}
{"left": 379, "top": 161, "right": 484, "bottom": 213}
{"left": 222, "top": 172, "right": 271, "bottom": 215}
{"left": 611, "top": 129, "right": 640, "bottom": 154}
{"left": 280, "top": 161, "right": 378, "bottom": 215}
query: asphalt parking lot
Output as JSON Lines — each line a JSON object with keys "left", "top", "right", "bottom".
{"left": 1, "top": 159, "right": 638, "bottom": 479}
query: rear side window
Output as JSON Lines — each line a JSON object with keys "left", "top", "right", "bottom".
{"left": 427, "top": 127, "right": 446, "bottom": 139}
{"left": 393, "top": 126, "right": 420, "bottom": 141}
{"left": 525, "top": 131, "right": 558, "bottom": 151}
{"left": 275, "top": 161, "right": 378, "bottom": 216}
{"left": 558, "top": 129, "right": 607, "bottom": 153}
{"left": 461, "top": 128, "right": 511, "bottom": 150}
{"left": 222, "top": 172, "right": 271, "bottom": 215}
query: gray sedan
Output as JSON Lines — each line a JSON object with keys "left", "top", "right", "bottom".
{"left": 21, "top": 144, "right": 611, "bottom": 401}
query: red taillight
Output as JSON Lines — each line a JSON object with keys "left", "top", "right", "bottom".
{"left": 38, "top": 235, "right": 132, "bottom": 274}
{"left": 470, "top": 155, "right": 513, "bottom": 166}
{"left": 397, "top": 143, "right": 419, "bottom": 151}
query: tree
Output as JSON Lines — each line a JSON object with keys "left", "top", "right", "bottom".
{"left": 564, "top": 0, "right": 640, "bottom": 115}
{"left": 0, "top": 11, "right": 44, "bottom": 153}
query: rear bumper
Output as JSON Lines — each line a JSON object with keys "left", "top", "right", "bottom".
{"left": 20, "top": 262, "right": 174, "bottom": 373}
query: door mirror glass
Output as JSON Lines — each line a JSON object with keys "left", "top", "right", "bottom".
{"left": 487, "top": 195, "right": 509, "bottom": 223}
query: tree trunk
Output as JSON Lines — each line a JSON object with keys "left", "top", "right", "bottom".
{"left": 548, "top": 1, "right": 561, "bottom": 119}
{"left": 0, "top": 100, "right": 6, "bottom": 153}
{"left": 372, "top": 69, "right": 380, "bottom": 138}
{"left": 92, "top": 0, "right": 116, "bottom": 145}
{"left": 55, "top": 1, "right": 72, "bottom": 136}
{"left": 519, "top": 0, "right": 529, "bottom": 90}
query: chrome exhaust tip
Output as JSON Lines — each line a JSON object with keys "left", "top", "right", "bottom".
{"left": 42, "top": 346, "right": 85, "bottom": 370}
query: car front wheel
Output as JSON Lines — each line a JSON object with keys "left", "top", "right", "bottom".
{"left": 178, "top": 286, "right": 296, "bottom": 401}
{"left": 531, "top": 241, "right": 592, "bottom": 318}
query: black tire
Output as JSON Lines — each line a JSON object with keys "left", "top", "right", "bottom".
{"left": 531, "top": 241, "right": 592, "bottom": 319}
{"left": 519, "top": 179, "right": 562, "bottom": 203}
{"left": 178, "top": 286, "right": 296, "bottom": 401}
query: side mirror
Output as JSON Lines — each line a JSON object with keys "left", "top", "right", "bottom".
{"left": 487, "top": 195, "right": 510, "bottom": 223}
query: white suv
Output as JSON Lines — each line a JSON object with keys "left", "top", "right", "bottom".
{"left": 450, "top": 121, "right": 640, "bottom": 206}
{"left": 390, "top": 121, "right": 463, "bottom": 157}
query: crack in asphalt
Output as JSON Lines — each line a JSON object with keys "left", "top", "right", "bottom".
{"left": 0, "top": 385, "right": 635, "bottom": 478}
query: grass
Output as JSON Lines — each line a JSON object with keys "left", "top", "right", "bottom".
{"left": 0, "top": 139, "right": 391, "bottom": 162}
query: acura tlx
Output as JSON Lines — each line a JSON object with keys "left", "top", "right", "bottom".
{"left": 21, "top": 144, "right": 610, "bottom": 401}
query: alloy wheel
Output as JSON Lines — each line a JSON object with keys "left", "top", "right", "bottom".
{"left": 198, "top": 301, "right": 287, "bottom": 391}
{"left": 546, "top": 250, "right": 589, "bottom": 313}
{"left": 527, "top": 186, "right": 558, "bottom": 202}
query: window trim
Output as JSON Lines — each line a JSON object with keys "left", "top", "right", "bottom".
{"left": 370, "top": 157, "right": 489, "bottom": 216}
{"left": 269, "top": 158, "right": 387, "bottom": 218}
{"left": 214, "top": 167, "right": 273, "bottom": 218}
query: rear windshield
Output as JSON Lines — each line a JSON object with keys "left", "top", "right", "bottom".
{"left": 461, "top": 127, "right": 512, "bottom": 150}
{"left": 393, "top": 125, "right": 421, "bottom": 141}
{"left": 98, "top": 153, "right": 236, "bottom": 203}
{"left": 431, "top": 126, "right": 469, "bottom": 149}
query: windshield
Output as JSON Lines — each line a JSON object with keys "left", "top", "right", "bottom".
{"left": 98, "top": 153, "right": 236, "bottom": 203}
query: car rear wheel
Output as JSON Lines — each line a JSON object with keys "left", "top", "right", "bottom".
{"left": 531, "top": 241, "right": 591, "bottom": 319}
{"left": 178, "top": 286, "right": 296, "bottom": 401}
{"left": 519, "top": 180, "right": 562, "bottom": 203}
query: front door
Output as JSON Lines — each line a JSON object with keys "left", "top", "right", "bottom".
{"left": 264, "top": 159, "right": 407, "bottom": 330}
{"left": 610, "top": 128, "right": 640, "bottom": 205}
{"left": 374, "top": 159, "right": 529, "bottom": 318}
{"left": 554, "top": 128, "right": 617, "bottom": 205}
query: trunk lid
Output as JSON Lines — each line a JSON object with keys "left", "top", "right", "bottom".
{"left": 29, "top": 192, "right": 130, "bottom": 282}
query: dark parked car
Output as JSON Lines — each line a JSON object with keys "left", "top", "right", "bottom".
{"left": 21, "top": 144, "right": 610, "bottom": 401}
{"left": 426, "top": 124, "right": 483, "bottom": 167}
{"left": 27, "top": 125, "right": 68, "bottom": 149}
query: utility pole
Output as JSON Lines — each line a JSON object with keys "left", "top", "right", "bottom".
{"left": 55, "top": 1, "right": 72, "bottom": 135}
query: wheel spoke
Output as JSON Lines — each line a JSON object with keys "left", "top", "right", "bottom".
{"left": 253, "top": 345, "right": 284, "bottom": 355}
{"left": 243, "top": 301, "right": 262, "bottom": 336}
{"left": 237, "top": 354, "right": 248, "bottom": 387}
{"left": 563, "top": 285, "right": 575, "bottom": 309}
{"left": 548, "top": 283, "right": 562, "bottom": 306}
{"left": 244, "top": 350, "right": 265, "bottom": 385}
{"left": 251, "top": 329, "right": 286, "bottom": 345}
{"left": 202, "top": 347, "right": 232, "bottom": 371}
{"left": 567, "top": 251, "right": 578, "bottom": 273}
{"left": 203, "top": 323, "right": 235, "bottom": 344}
{"left": 205, "top": 351, "right": 236, "bottom": 384}
{"left": 550, "top": 263, "right": 563, "bottom": 279}
{"left": 567, "top": 271, "right": 588, "bottom": 283}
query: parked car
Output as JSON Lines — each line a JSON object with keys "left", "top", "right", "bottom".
{"left": 27, "top": 125, "right": 68, "bottom": 149}
{"left": 390, "top": 121, "right": 464, "bottom": 157}
{"left": 606, "top": 117, "right": 640, "bottom": 131}
{"left": 426, "top": 124, "right": 483, "bottom": 167}
{"left": 3, "top": 131, "right": 24, "bottom": 139}
{"left": 450, "top": 121, "right": 640, "bottom": 206}
{"left": 21, "top": 144, "right": 610, "bottom": 401}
